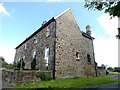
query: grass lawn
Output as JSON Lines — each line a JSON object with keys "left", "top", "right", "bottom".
{"left": 16, "top": 76, "right": 118, "bottom": 88}
{"left": 109, "top": 71, "right": 120, "bottom": 75}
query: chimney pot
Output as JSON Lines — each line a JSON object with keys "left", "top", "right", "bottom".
{"left": 42, "top": 21, "right": 47, "bottom": 26}
{"left": 86, "top": 25, "right": 91, "bottom": 35}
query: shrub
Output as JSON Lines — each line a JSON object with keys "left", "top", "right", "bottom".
{"left": 114, "top": 67, "right": 120, "bottom": 72}
{"left": 16, "top": 59, "right": 25, "bottom": 69}
{"left": 31, "top": 57, "right": 36, "bottom": 70}
{"left": 36, "top": 72, "right": 52, "bottom": 81}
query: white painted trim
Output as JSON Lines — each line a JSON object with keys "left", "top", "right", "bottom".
{"left": 118, "top": 18, "right": 120, "bottom": 28}
{"left": 54, "top": 8, "right": 71, "bottom": 19}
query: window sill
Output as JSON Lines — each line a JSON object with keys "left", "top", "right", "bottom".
{"left": 76, "top": 58, "right": 80, "bottom": 61}
{"left": 46, "top": 35, "right": 50, "bottom": 38}
{"left": 88, "top": 62, "right": 91, "bottom": 64}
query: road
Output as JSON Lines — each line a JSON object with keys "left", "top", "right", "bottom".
{"left": 86, "top": 75, "right": 120, "bottom": 90}
{"left": 108, "top": 74, "right": 120, "bottom": 80}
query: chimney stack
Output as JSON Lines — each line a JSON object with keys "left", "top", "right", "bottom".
{"left": 42, "top": 21, "right": 47, "bottom": 26}
{"left": 86, "top": 25, "right": 91, "bottom": 36}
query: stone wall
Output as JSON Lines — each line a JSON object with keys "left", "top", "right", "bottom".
{"left": 2, "top": 70, "right": 52, "bottom": 88}
{"left": 97, "top": 67, "right": 106, "bottom": 76}
{"left": 55, "top": 9, "right": 96, "bottom": 78}
{"left": 14, "top": 20, "right": 56, "bottom": 71}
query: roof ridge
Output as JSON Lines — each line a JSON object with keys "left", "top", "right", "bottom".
{"left": 54, "top": 8, "right": 71, "bottom": 19}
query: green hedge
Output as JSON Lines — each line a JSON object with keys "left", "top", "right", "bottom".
{"left": 36, "top": 71, "right": 52, "bottom": 81}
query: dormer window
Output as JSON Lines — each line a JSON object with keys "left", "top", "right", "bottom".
{"left": 46, "top": 25, "right": 50, "bottom": 37}
{"left": 34, "top": 36, "right": 38, "bottom": 44}
{"left": 76, "top": 52, "right": 80, "bottom": 60}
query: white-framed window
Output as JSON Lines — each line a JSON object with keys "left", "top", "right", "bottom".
{"left": 34, "top": 36, "right": 38, "bottom": 44}
{"left": 33, "top": 51, "right": 36, "bottom": 58}
{"left": 24, "top": 44, "right": 27, "bottom": 50}
{"left": 76, "top": 52, "right": 80, "bottom": 60}
{"left": 46, "top": 25, "right": 50, "bottom": 37}
{"left": 44, "top": 46, "right": 49, "bottom": 66}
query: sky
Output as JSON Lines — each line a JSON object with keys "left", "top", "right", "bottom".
{"left": 0, "top": 1, "right": 118, "bottom": 68}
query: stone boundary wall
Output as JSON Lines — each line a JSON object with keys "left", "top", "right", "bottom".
{"left": 2, "top": 70, "right": 52, "bottom": 88}
{"left": 97, "top": 68, "right": 106, "bottom": 76}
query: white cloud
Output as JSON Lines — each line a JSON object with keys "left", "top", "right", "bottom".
{"left": 0, "top": 45, "right": 15, "bottom": 64}
{"left": 0, "top": 3, "right": 10, "bottom": 16}
{"left": 94, "top": 13, "right": 118, "bottom": 68}
{"left": 94, "top": 37, "right": 118, "bottom": 67}
{"left": 97, "top": 13, "right": 118, "bottom": 37}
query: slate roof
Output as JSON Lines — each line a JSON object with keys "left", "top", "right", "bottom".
{"left": 15, "top": 17, "right": 55, "bottom": 49}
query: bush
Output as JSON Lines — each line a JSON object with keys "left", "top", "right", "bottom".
{"left": 114, "top": 67, "right": 120, "bottom": 72}
{"left": 16, "top": 59, "right": 25, "bottom": 69}
{"left": 107, "top": 67, "right": 114, "bottom": 72}
{"left": 6, "top": 64, "right": 16, "bottom": 70}
{"left": 36, "top": 72, "right": 52, "bottom": 81}
{"left": 31, "top": 57, "right": 36, "bottom": 70}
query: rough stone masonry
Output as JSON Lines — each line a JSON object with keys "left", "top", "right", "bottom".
{"left": 14, "top": 8, "right": 98, "bottom": 79}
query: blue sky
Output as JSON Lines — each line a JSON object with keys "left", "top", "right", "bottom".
{"left": 0, "top": 2, "right": 118, "bottom": 67}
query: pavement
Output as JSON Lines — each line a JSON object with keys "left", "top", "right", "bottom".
{"left": 2, "top": 79, "right": 9, "bottom": 89}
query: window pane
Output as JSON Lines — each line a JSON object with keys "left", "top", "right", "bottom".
{"left": 76, "top": 52, "right": 80, "bottom": 59}
{"left": 87, "top": 54, "right": 91, "bottom": 63}
{"left": 34, "top": 36, "right": 38, "bottom": 44}
{"left": 46, "top": 25, "right": 50, "bottom": 37}
{"left": 33, "top": 51, "right": 36, "bottom": 58}
{"left": 44, "top": 46, "right": 49, "bottom": 66}
{"left": 24, "top": 44, "right": 27, "bottom": 49}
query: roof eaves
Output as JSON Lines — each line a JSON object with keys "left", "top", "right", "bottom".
{"left": 15, "top": 17, "right": 55, "bottom": 49}
{"left": 81, "top": 31, "right": 95, "bottom": 40}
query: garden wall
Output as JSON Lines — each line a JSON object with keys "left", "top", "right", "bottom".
{"left": 2, "top": 70, "right": 52, "bottom": 88}
{"left": 97, "top": 67, "right": 106, "bottom": 76}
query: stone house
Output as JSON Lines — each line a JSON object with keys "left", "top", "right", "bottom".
{"left": 14, "top": 8, "right": 97, "bottom": 79}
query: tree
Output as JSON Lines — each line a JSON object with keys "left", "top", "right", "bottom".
{"left": 0, "top": 57, "right": 8, "bottom": 68}
{"left": 114, "top": 67, "right": 120, "bottom": 72}
{"left": 101, "top": 64, "right": 106, "bottom": 69}
{"left": 84, "top": 0, "right": 120, "bottom": 17}
{"left": 84, "top": 0, "right": 120, "bottom": 39}
{"left": 16, "top": 58, "right": 25, "bottom": 69}
{"left": 6, "top": 63, "right": 16, "bottom": 70}
{"left": 0, "top": 56, "right": 5, "bottom": 61}
{"left": 31, "top": 57, "right": 36, "bottom": 70}
{"left": 107, "top": 67, "right": 114, "bottom": 72}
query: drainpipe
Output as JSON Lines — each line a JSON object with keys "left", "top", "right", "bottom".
{"left": 116, "top": 17, "right": 120, "bottom": 70}
{"left": 53, "top": 19, "right": 57, "bottom": 79}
